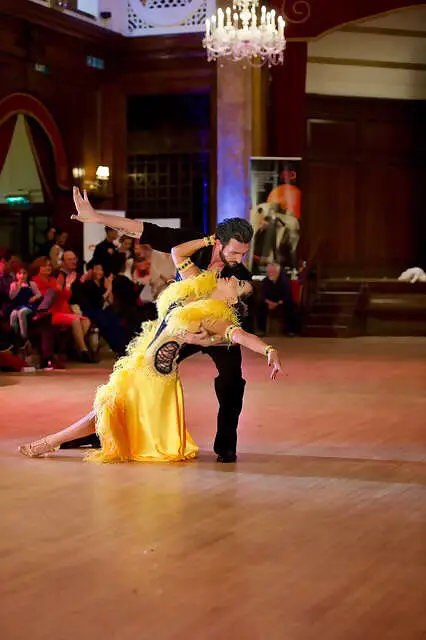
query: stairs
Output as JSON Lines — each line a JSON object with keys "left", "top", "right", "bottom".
{"left": 302, "top": 281, "right": 363, "bottom": 337}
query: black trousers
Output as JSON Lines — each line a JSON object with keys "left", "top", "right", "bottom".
{"left": 178, "top": 344, "right": 246, "bottom": 455}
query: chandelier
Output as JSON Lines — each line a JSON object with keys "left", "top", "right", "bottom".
{"left": 203, "top": 0, "right": 286, "bottom": 67}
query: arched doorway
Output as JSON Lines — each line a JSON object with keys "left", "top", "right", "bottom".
{"left": 0, "top": 93, "right": 70, "bottom": 259}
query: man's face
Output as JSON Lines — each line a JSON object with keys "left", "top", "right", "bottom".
{"left": 107, "top": 230, "right": 119, "bottom": 242}
{"left": 0, "top": 259, "right": 7, "bottom": 275}
{"left": 63, "top": 251, "right": 77, "bottom": 271}
{"left": 266, "top": 263, "right": 280, "bottom": 280}
{"left": 219, "top": 238, "right": 250, "bottom": 266}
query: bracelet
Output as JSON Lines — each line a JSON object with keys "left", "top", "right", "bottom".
{"left": 224, "top": 325, "right": 238, "bottom": 344}
{"left": 176, "top": 258, "right": 193, "bottom": 273}
{"left": 203, "top": 235, "right": 215, "bottom": 247}
{"left": 264, "top": 345, "right": 276, "bottom": 357}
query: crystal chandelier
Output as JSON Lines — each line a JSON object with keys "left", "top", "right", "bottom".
{"left": 203, "top": 0, "right": 286, "bottom": 67}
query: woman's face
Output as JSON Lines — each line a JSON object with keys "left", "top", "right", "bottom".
{"left": 120, "top": 238, "right": 133, "bottom": 253}
{"left": 93, "top": 264, "right": 104, "bottom": 280}
{"left": 215, "top": 276, "right": 252, "bottom": 302}
{"left": 40, "top": 260, "right": 53, "bottom": 277}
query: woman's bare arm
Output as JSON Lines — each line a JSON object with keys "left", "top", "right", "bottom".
{"left": 202, "top": 319, "right": 282, "bottom": 379}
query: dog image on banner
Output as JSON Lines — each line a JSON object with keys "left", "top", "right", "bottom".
{"left": 249, "top": 158, "right": 301, "bottom": 276}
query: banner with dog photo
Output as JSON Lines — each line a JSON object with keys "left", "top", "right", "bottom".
{"left": 249, "top": 157, "right": 302, "bottom": 276}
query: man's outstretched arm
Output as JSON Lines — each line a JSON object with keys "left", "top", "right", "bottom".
{"left": 72, "top": 187, "right": 203, "bottom": 252}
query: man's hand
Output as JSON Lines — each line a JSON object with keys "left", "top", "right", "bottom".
{"left": 72, "top": 187, "right": 98, "bottom": 224}
{"left": 181, "top": 328, "right": 221, "bottom": 348}
{"left": 80, "top": 270, "right": 92, "bottom": 283}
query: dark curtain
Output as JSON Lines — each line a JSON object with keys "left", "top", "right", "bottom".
{"left": 25, "top": 116, "right": 79, "bottom": 253}
{"left": 0, "top": 116, "right": 17, "bottom": 175}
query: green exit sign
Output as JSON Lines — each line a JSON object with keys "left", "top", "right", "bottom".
{"left": 35, "top": 63, "right": 50, "bottom": 74}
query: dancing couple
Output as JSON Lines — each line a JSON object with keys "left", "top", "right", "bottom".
{"left": 19, "top": 188, "right": 282, "bottom": 463}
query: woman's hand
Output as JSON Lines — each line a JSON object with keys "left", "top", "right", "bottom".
{"left": 65, "top": 272, "right": 77, "bottom": 289}
{"left": 71, "top": 187, "right": 98, "bottom": 224}
{"left": 267, "top": 349, "right": 282, "bottom": 380}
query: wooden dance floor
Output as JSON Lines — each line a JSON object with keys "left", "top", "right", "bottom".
{"left": 1, "top": 337, "right": 426, "bottom": 640}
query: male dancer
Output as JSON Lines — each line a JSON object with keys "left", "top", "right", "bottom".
{"left": 72, "top": 188, "right": 254, "bottom": 463}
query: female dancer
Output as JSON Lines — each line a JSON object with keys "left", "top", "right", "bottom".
{"left": 18, "top": 235, "right": 281, "bottom": 462}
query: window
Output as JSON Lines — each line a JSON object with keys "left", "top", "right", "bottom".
{"left": 127, "top": 153, "right": 209, "bottom": 228}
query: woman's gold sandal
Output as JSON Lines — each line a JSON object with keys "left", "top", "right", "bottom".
{"left": 18, "top": 438, "right": 59, "bottom": 458}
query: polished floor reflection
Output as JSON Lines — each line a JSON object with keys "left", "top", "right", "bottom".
{"left": 1, "top": 337, "right": 425, "bottom": 640}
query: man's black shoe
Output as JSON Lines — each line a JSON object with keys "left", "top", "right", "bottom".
{"left": 60, "top": 434, "right": 101, "bottom": 449}
{"left": 216, "top": 451, "right": 237, "bottom": 463}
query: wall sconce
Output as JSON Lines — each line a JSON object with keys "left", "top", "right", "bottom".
{"left": 72, "top": 167, "right": 86, "bottom": 180}
{"left": 82, "top": 166, "right": 111, "bottom": 196}
{"left": 96, "top": 166, "right": 110, "bottom": 181}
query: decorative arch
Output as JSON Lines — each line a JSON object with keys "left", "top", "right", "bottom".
{"left": 279, "top": 0, "right": 426, "bottom": 40}
{"left": 0, "top": 93, "right": 70, "bottom": 190}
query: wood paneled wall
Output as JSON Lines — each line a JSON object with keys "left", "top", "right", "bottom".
{"left": 0, "top": 0, "right": 213, "bottom": 252}
{"left": 302, "top": 95, "right": 426, "bottom": 277}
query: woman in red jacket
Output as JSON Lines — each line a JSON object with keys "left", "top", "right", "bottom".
{"left": 32, "top": 257, "right": 91, "bottom": 361}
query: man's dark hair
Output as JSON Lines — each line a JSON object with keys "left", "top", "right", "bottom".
{"left": 215, "top": 218, "right": 253, "bottom": 246}
{"left": 105, "top": 226, "right": 115, "bottom": 233}
{"left": 0, "top": 250, "right": 12, "bottom": 262}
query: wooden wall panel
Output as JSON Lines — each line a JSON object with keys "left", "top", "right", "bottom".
{"left": 303, "top": 95, "right": 426, "bottom": 277}
{"left": 0, "top": 1, "right": 214, "bottom": 251}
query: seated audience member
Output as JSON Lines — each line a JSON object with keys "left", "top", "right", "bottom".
{"left": 58, "top": 250, "right": 86, "bottom": 310}
{"left": 257, "top": 261, "right": 297, "bottom": 336}
{"left": 49, "top": 230, "right": 68, "bottom": 272}
{"left": 1, "top": 253, "right": 57, "bottom": 369}
{"left": 0, "top": 252, "right": 14, "bottom": 318}
{"left": 8, "top": 266, "right": 42, "bottom": 349}
{"left": 36, "top": 226, "right": 56, "bottom": 258}
{"left": 117, "top": 235, "right": 134, "bottom": 278}
{"left": 81, "top": 263, "right": 127, "bottom": 356}
{"left": 149, "top": 249, "right": 176, "bottom": 300}
{"left": 32, "top": 257, "right": 92, "bottom": 362}
{"left": 112, "top": 254, "right": 156, "bottom": 342}
{"left": 92, "top": 226, "right": 119, "bottom": 276}
{"left": 132, "top": 243, "right": 175, "bottom": 300}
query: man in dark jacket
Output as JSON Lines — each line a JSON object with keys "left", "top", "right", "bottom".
{"left": 257, "top": 262, "right": 297, "bottom": 335}
{"left": 92, "top": 226, "right": 120, "bottom": 276}
{"left": 71, "top": 187, "right": 254, "bottom": 462}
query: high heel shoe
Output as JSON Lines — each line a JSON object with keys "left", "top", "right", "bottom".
{"left": 18, "top": 438, "right": 59, "bottom": 458}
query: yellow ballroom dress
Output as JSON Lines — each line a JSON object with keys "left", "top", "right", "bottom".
{"left": 87, "top": 272, "right": 238, "bottom": 463}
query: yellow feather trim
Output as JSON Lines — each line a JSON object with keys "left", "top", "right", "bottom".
{"left": 156, "top": 270, "right": 219, "bottom": 317}
{"left": 167, "top": 298, "right": 239, "bottom": 335}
